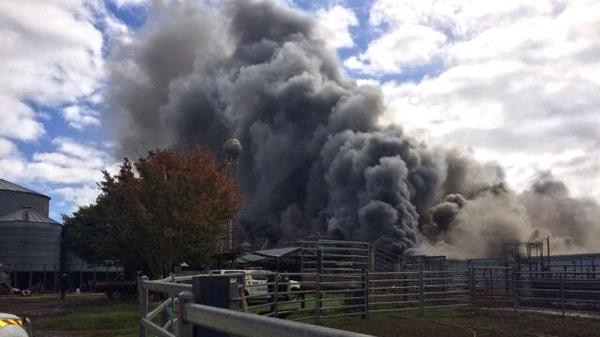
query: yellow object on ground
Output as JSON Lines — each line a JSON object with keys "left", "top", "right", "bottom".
{"left": 0, "top": 319, "right": 24, "bottom": 328}
{"left": 0, "top": 314, "right": 29, "bottom": 337}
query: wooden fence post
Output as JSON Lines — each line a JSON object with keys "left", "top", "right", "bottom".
{"left": 138, "top": 275, "right": 149, "bottom": 337}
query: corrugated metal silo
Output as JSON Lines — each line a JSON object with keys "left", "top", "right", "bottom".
{"left": 0, "top": 179, "right": 122, "bottom": 291}
{"left": 0, "top": 179, "right": 50, "bottom": 216}
{"left": 0, "top": 207, "right": 62, "bottom": 272}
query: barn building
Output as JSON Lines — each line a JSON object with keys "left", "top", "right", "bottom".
{"left": 0, "top": 178, "right": 120, "bottom": 292}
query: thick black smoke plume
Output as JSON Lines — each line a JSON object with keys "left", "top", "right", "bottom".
{"left": 107, "top": 0, "right": 600, "bottom": 257}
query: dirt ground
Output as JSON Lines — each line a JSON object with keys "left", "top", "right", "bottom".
{"left": 0, "top": 293, "right": 126, "bottom": 337}
{"left": 0, "top": 293, "right": 106, "bottom": 320}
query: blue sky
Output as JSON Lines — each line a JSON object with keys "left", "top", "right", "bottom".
{"left": 1, "top": 0, "right": 599, "bottom": 220}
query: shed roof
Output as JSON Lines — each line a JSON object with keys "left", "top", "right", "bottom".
{"left": 0, "top": 178, "right": 49, "bottom": 198}
{"left": 0, "top": 208, "right": 59, "bottom": 224}
{"left": 236, "top": 246, "right": 301, "bottom": 264}
{"left": 236, "top": 253, "right": 267, "bottom": 263}
{"left": 255, "top": 246, "right": 300, "bottom": 258}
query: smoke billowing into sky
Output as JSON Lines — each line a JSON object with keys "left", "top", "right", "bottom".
{"left": 107, "top": 0, "right": 600, "bottom": 257}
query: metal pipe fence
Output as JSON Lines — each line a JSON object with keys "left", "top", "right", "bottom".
{"left": 138, "top": 274, "right": 375, "bottom": 337}
{"left": 139, "top": 267, "right": 600, "bottom": 337}
{"left": 470, "top": 268, "right": 600, "bottom": 314}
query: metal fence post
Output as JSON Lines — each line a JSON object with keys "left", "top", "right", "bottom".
{"left": 160, "top": 273, "right": 175, "bottom": 330}
{"left": 274, "top": 273, "right": 279, "bottom": 317}
{"left": 193, "top": 275, "right": 233, "bottom": 337}
{"left": 138, "top": 275, "right": 149, "bottom": 337}
{"left": 418, "top": 267, "right": 424, "bottom": 315}
{"left": 240, "top": 273, "right": 248, "bottom": 312}
{"left": 489, "top": 268, "right": 494, "bottom": 305}
{"left": 315, "top": 248, "right": 322, "bottom": 320}
{"left": 511, "top": 268, "right": 518, "bottom": 311}
{"left": 177, "top": 291, "right": 193, "bottom": 337}
{"left": 469, "top": 268, "right": 475, "bottom": 313}
{"left": 560, "top": 272, "right": 565, "bottom": 316}
{"left": 363, "top": 269, "right": 369, "bottom": 319}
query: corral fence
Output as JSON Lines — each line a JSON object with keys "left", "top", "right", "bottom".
{"left": 137, "top": 274, "right": 375, "bottom": 337}
{"left": 472, "top": 267, "right": 600, "bottom": 315}
{"left": 139, "top": 268, "right": 600, "bottom": 337}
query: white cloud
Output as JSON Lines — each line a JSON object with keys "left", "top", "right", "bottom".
{"left": 62, "top": 105, "right": 101, "bottom": 129}
{"left": 53, "top": 185, "right": 100, "bottom": 210}
{"left": 52, "top": 185, "right": 100, "bottom": 212}
{"left": 345, "top": 24, "right": 446, "bottom": 74}
{"left": 357, "top": 0, "right": 600, "bottom": 201}
{"left": 0, "top": 0, "right": 130, "bottom": 140}
{"left": 0, "top": 137, "right": 113, "bottom": 185}
{"left": 314, "top": 5, "right": 358, "bottom": 49}
{"left": 0, "top": 98, "right": 45, "bottom": 141}
{"left": 0, "top": 1, "right": 133, "bottom": 214}
{"left": 348, "top": 0, "right": 567, "bottom": 75}
{"left": 110, "top": 0, "right": 148, "bottom": 8}
{"left": 0, "top": 137, "right": 117, "bottom": 214}
{"left": 0, "top": 138, "right": 16, "bottom": 156}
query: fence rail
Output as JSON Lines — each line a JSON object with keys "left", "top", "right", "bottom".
{"left": 138, "top": 275, "right": 376, "bottom": 337}
{"left": 182, "top": 298, "right": 374, "bottom": 337}
{"left": 139, "top": 267, "right": 600, "bottom": 337}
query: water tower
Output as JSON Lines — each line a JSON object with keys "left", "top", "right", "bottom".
{"left": 222, "top": 138, "right": 242, "bottom": 252}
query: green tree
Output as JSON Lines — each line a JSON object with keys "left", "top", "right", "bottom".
{"left": 63, "top": 146, "right": 243, "bottom": 278}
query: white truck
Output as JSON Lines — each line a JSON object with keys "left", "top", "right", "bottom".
{"left": 209, "top": 269, "right": 300, "bottom": 299}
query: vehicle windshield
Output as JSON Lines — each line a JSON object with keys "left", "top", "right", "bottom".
{"left": 251, "top": 271, "right": 266, "bottom": 280}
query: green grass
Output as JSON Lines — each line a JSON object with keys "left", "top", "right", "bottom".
{"left": 33, "top": 297, "right": 600, "bottom": 337}
{"left": 309, "top": 307, "right": 600, "bottom": 337}
{"left": 247, "top": 292, "right": 349, "bottom": 319}
{"left": 36, "top": 301, "right": 139, "bottom": 337}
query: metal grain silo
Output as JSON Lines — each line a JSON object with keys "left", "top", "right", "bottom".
{"left": 0, "top": 179, "right": 61, "bottom": 290}
{"left": 0, "top": 208, "right": 62, "bottom": 270}
{"left": 0, "top": 179, "right": 49, "bottom": 216}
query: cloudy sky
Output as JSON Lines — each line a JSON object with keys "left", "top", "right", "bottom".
{"left": 1, "top": 0, "right": 599, "bottom": 220}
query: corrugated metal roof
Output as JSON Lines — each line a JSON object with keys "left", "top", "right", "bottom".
{"left": 236, "top": 253, "right": 268, "bottom": 263}
{"left": 236, "top": 247, "right": 301, "bottom": 264}
{"left": 255, "top": 246, "right": 300, "bottom": 258}
{"left": 0, "top": 208, "right": 59, "bottom": 224}
{"left": 0, "top": 178, "right": 49, "bottom": 198}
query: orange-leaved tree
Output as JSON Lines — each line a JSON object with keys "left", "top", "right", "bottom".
{"left": 63, "top": 146, "right": 243, "bottom": 278}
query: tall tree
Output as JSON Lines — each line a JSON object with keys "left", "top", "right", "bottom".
{"left": 63, "top": 146, "right": 243, "bottom": 278}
